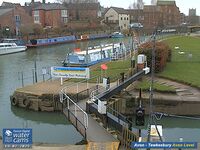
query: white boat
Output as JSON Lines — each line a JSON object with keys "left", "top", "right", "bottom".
{"left": 63, "top": 42, "right": 129, "bottom": 67}
{"left": 0, "top": 43, "right": 27, "bottom": 55}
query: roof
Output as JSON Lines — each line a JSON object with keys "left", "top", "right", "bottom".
{"left": 127, "top": 9, "right": 143, "bottom": 15}
{"left": 0, "top": 8, "right": 12, "bottom": 16}
{"left": 157, "top": 0, "right": 176, "bottom": 5}
{"left": 34, "top": 3, "right": 67, "bottom": 10}
{"left": 143, "top": 5, "right": 160, "bottom": 12}
{"left": 1, "top": 2, "right": 21, "bottom": 7}
{"left": 110, "top": 7, "right": 128, "bottom": 14}
{"left": 66, "top": 3, "right": 100, "bottom": 10}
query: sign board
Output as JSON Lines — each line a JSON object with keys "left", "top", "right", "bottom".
{"left": 150, "top": 125, "right": 163, "bottom": 137}
{"left": 3, "top": 128, "right": 32, "bottom": 148}
{"left": 51, "top": 66, "right": 90, "bottom": 79}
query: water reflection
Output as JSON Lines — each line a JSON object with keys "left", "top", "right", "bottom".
{"left": 11, "top": 106, "right": 68, "bottom": 125}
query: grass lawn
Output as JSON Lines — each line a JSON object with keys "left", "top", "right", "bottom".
{"left": 158, "top": 36, "right": 200, "bottom": 88}
{"left": 68, "top": 58, "right": 131, "bottom": 83}
{"left": 90, "top": 58, "right": 131, "bottom": 82}
{"left": 135, "top": 79, "right": 176, "bottom": 93}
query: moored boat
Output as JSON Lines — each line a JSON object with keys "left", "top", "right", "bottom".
{"left": 62, "top": 42, "right": 129, "bottom": 67}
{"left": 0, "top": 43, "right": 27, "bottom": 55}
{"left": 0, "top": 38, "right": 26, "bottom": 46}
{"left": 111, "top": 32, "right": 124, "bottom": 38}
{"left": 26, "top": 35, "right": 76, "bottom": 48}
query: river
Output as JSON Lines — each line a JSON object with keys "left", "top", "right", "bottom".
{"left": 0, "top": 37, "right": 199, "bottom": 144}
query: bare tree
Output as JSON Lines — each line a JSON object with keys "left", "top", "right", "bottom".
{"left": 129, "top": 0, "right": 144, "bottom": 9}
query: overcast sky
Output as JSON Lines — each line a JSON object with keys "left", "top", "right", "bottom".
{"left": 0, "top": 0, "right": 199, "bottom": 15}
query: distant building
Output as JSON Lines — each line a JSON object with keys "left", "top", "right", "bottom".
{"left": 0, "top": 2, "right": 33, "bottom": 36}
{"left": 157, "top": 0, "right": 181, "bottom": 27}
{"left": 64, "top": 0, "right": 98, "bottom": 3}
{"left": 189, "top": 8, "right": 196, "bottom": 16}
{"left": 33, "top": 3, "right": 68, "bottom": 27}
{"left": 188, "top": 8, "right": 199, "bottom": 25}
{"left": 65, "top": 3, "right": 100, "bottom": 21}
{"left": 127, "top": 9, "right": 144, "bottom": 24}
{"left": 143, "top": 5, "right": 162, "bottom": 29}
{"left": 104, "top": 7, "right": 130, "bottom": 30}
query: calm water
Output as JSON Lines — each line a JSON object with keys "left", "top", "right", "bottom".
{"left": 0, "top": 37, "right": 200, "bottom": 144}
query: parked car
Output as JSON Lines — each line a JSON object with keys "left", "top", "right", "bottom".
{"left": 129, "top": 23, "right": 143, "bottom": 29}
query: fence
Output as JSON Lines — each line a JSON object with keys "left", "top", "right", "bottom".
{"left": 60, "top": 91, "right": 88, "bottom": 138}
{"left": 17, "top": 65, "right": 52, "bottom": 87}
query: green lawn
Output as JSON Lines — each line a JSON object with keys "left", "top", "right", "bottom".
{"left": 158, "top": 36, "right": 200, "bottom": 87}
{"left": 135, "top": 79, "right": 176, "bottom": 93}
{"left": 68, "top": 58, "right": 131, "bottom": 83}
{"left": 90, "top": 58, "right": 131, "bottom": 82}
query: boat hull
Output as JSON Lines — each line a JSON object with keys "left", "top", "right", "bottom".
{"left": 0, "top": 46, "right": 27, "bottom": 55}
{"left": 63, "top": 58, "right": 111, "bottom": 67}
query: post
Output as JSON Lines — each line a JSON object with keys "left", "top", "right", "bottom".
{"left": 34, "top": 60, "right": 38, "bottom": 83}
{"left": 21, "top": 72, "right": 24, "bottom": 87}
{"left": 60, "top": 77, "right": 63, "bottom": 85}
{"left": 32, "top": 69, "right": 35, "bottom": 84}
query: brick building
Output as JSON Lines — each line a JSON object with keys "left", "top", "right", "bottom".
{"left": 0, "top": 2, "right": 33, "bottom": 36}
{"left": 33, "top": 3, "right": 68, "bottom": 28}
{"left": 143, "top": 5, "right": 162, "bottom": 29}
{"left": 65, "top": 3, "right": 101, "bottom": 21}
{"left": 157, "top": 0, "right": 181, "bottom": 27}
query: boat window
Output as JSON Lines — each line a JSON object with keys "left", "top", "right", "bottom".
{"left": 0, "top": 45, "right": 5, "bottom": 47}
{"left": 78, "top": 55, "right": 85, "bottom": 61}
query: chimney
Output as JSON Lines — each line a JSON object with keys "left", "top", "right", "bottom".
{"left": 42, "top": 0, "right": 45, "bottom": 3}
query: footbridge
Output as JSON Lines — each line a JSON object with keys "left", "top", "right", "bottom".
{"left": 59, "top": 68, "right": 149, "bottom": 149}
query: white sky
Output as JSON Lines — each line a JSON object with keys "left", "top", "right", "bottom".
{"left": 0, "top": 0, "right": 199, "bottom": 15}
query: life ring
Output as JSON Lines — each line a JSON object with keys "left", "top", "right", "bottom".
{"left": 22, "top": 98, "right": 31, "bottom": 108}
{"left": 10, "top": 96, "right": 18, "bottom": 106}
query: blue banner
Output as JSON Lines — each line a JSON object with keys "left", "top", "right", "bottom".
{"left": 131, "top": 142, "right": 198, "bottom": 149}
{"left": 3, "top": 128, "right": 32, "bottom": 148}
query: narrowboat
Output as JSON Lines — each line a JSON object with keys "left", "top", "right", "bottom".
{"left": 62, "top": 42, "right": 128, "bottom": 67}
{"left": 26, "top": 35, "right": 76, "bottom": 47}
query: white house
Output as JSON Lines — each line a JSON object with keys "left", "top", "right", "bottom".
{"left": 104, "top": 7, "right": 130, "bottom": 30}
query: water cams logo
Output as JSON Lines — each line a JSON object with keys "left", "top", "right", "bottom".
{"left": 2, "top": 128, "right": 32, "bottom": 148}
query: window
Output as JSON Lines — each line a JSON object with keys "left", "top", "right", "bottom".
{"left": 62, "top": 17, "right": 68, "bottom": 23}
{"left": 15, "top": 15, "right": 21, "bottom": 22}
{"left": 34, "top": 10, "right": 39, "bottom": 16}
{"left": 127, "top": 17, "right": 128, "bottom": 20}
{"left": 61, "top": 10, "right": 67, "bottom": 17}
{"left": 34, "top": 16, "right": 40, "bottom": 23}
{"left": 124, "top": 17, "right": 126, "bottom": 20}
{"left": 121, "top": 17, "right": 123, "bottom": 20}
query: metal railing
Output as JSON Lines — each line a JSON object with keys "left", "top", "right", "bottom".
{"left": 59, "top": 90, "right": 88, "bottom": 129}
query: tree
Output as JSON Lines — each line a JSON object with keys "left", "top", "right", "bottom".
{"left": 20, "top": 24, "right": 33, "bottom": 41}
{"left": 33, "top": 24, "right": 44, "bottom": 38}
{"left": 129, "top": 0, "right": 144, "bottom": 9}
{"left": 138, "top": 41, "right": 171, "bottom": 73}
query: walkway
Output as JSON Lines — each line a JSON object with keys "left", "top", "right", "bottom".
{"left": 63, "top": 98, "right": 118, "bottom": 142}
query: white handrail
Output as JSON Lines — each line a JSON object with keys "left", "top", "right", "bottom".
{"left": 60, "top": 90, "right": 88, "bottom": 129}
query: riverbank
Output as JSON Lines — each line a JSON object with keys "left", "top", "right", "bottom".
{"left": 125, "top": 76, "right": 200, "bottom": 116}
